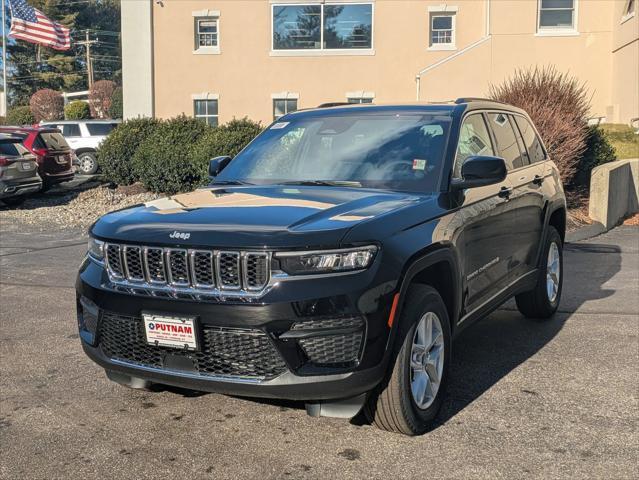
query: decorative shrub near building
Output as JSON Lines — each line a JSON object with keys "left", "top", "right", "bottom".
{"left": 572, "top": 125, "right": 617, "bottom": 188}
{"left": 89, "top": 80, "right": 117, "bottom": 118}
{"left": 489, "top": 66, "right": 590, "bottom": 184}
{"left": 108, "top": 87, "right": 123, "bottom": 119}
{"left": 98, "top": 117, "right": 161, "bottom": 186}
{"left": 64, "top": 101, "right": 91, "bottom": 120}
{"left": 29, "top": 89, "right": 64, "bottom": 122}
{"left": 132, "top": 115, "right": 211, "bottom": 194}
{"left": 6, "top": 106, "right": 35, "bottom": 125}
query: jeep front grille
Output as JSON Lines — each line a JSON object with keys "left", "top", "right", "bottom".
{"left": 104, "top": 243, "right": 271, "bottom": 295}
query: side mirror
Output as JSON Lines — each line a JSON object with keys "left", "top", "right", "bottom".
{"left": 451, "top": 155, "right": 507, "bottom": 190}
{"left": 209, "top": 156, "right": 232, "bottom": 178}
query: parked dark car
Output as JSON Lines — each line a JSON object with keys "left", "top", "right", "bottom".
{"left": 76, "top": 99, "right": 566, "bottom": 435}
{"left": 0, "top": 134, "right": 42, "bottom": 206}
{"left": 0, "top": 126, "right": 74, "bottom": 190}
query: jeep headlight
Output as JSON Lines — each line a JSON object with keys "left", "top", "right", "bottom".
{"left": 276, "top": 246, "right": 377, "bottom": 275}
{"left": 87, "top": 236, "right": 105, "bottom": 262}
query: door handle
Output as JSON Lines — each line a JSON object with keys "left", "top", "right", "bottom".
{"left": 498, "top": 186, "right": 513, "bottom": 199}
{"left": 533, "top": 174, "right": 544, "bottom": 186}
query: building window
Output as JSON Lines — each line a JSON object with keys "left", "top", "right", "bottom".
{"left": 194, "top": 99, "right": 218, "bottom": 126}
{"left": 272, "top": 3, "right": 373, "bottom": 52}
{"left": 193, "top": 10, "right": 220, "bottom": 54}
{"left": 346, "top": 91, "right": 374, "bottom": 104}
{"left": 273, "top": 95, "right": 298, "bottom": 121}
{"left": 537, "top": 0, "right": 577, "bottom": 32}
{"left": 429, "top": 13, "right": 456, "bottom": 48}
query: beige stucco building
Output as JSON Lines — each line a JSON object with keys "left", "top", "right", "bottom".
{"left": 121, "top": 0, "right": 638, "bottom": 125}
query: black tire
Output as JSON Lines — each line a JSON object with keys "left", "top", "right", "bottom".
{"left": 0, "top": 196, "right": 26, "bottom": 207}
{"left": 365, "top": 285, "right": 451, "bottom": 435}
{"left": 77, "top": 152, "right": 98, "bottom": 175}
{"left": 516, "top": 226, "right": 563, "bottom": 319}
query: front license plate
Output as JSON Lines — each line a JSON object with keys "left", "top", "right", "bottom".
{"left": 143, "top": 314, "right": 198, "bottom": 350}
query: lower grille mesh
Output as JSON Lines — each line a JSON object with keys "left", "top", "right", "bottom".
{"left": 99, "top": 312, "right": 287, "bottom": 380}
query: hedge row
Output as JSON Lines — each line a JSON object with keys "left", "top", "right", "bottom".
{"left": 97, "top": 116, "right": 263, "bottom": 194}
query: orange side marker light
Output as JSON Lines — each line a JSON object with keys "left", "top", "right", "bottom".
{"left": 387, "top": 293, "right": 400, "bottom": 328}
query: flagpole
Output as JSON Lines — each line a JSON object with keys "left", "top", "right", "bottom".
{"left": 1, "top": 0, "right": 7, "bottom": 117}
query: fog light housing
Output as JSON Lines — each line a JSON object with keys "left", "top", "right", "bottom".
{"left": 77, "top": 296, "right": 100, "bottom": 345}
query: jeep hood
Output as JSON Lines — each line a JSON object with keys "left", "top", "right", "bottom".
{"left": 91, "top": 185, "right": 431, "bottom": 248}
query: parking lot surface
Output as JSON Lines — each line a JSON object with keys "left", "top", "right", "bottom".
{"left": 0, "top": 222, "right": 637, "bottom": 479}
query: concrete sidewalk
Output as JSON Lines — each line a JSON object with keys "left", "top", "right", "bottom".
{"left": 0, "top": 223, "right": 637, "bottom": 479}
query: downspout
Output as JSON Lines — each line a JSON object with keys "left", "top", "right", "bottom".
{"left": 416, "top": 0, "right": 491, "bottom": 101}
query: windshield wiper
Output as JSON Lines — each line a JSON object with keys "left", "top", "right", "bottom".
{"left": 280, "top": 180, "right": 362, "bottom": 187}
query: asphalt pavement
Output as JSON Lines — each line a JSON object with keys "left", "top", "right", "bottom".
{"left": 0, "top": 221, "right": 637, "bottom": 479}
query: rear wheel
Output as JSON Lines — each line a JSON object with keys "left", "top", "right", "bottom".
{"left": 365, "top": 285, "right": 451, "bottom": 435}
{"left": 516, "top": 226, "right": 563, "bottom": 319}
{"left": 77, "top": 152, "right": 98, "bottom": 175}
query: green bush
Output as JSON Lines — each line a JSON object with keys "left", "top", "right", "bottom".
{"left": 64, "top": 101, "right": 91, "bottom": 120}
{"left": 6, "top": 106, "right": 35, "bottom": 125}
{"left": 98, "top": 117, "right": 161, "bottom": 186}
{"left": 190, "top": 117, "right": 263, "bottom": 178}
{"left": 133, "top": 115, "right": 211, "bottom": 194}
{"left": 108, "top": 87, "right": 123, "bottom": 119}
{"left": 572, "top": 125, "right": 617, "bottom": 188}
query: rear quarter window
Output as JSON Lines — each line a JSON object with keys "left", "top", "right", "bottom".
{"left": 38, "top": 132, "right": 70, "bottom": 151}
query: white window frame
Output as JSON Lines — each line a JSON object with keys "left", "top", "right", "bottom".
{"left": 192, "top": 93, "right": 219, "bottom": 126}
{"left": 427, "top": 7, "right": 457, "bottom": 51}
{"left": 193, "top": 10, "right": 221, "bottom": 54}
{"left": 621, "top": 0, "right": 636, "bottom": 24}
{"left": 270, "top": 1, "right": 375, "bottom": 57}
{"left": 272, "top": 92, "right": 299, "bottom": 120}
{"left": 536, "top": 0, "right": 579, "bottom": 37}
{"left": 346, "top": 91, "right": 375, "bottom": 103}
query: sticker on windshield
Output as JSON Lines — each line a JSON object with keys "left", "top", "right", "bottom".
{"left": 271, "top": 122, "right": 289, "bottom": 129}
{"left": 412, "top": 159, "right": 427, "bottom": 171}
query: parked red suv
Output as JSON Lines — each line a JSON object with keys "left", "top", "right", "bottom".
{"left": 0, "top": 126, "right": 74, "bottom": 190}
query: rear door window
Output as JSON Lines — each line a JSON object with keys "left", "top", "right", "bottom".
{"left": 61, "top": 124, "right": 81, "bottom": 137}
{"left": 488, "top": 112, "right": 527, "bottom": 170}
{"left": 38, "top": 132, "right": 70, "bottom": 151}
{"left": 86, "top": 123, "right": 116, "bottom": 136}
{"left": 514, "top": 116, "right": 546, "bottom": 164}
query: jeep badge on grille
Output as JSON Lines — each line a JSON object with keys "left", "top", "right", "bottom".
{"left": 169, "top": 231, "right": 191, "bottom": 240}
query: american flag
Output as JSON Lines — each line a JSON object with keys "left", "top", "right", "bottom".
{"left": 8, "top": 0, "right": 71, "bottom": 51}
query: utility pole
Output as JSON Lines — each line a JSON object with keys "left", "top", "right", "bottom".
{"left": 77, "top": 30, "right": 97, "bottom": 89}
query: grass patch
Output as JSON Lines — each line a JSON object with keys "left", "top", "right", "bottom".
{"left": 601, "top": 124, "right": 639, "bottom": 159}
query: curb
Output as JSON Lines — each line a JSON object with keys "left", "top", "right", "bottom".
{"left": 566, "top": 223, "right": 606, "bottom": 243}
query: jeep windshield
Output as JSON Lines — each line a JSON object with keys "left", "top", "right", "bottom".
{"left": 216, "top": 113, "right": 452, "bottom": 193}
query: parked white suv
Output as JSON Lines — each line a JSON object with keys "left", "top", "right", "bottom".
{"left": 41, "top": 120, "right": 121, "bottom": 175}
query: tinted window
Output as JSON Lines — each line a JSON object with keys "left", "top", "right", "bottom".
{"left": 488, "top": 113, "right": 527, "bottom": 170}
{"left": 217, "top": 114, "right": 452, "bottom": 193}
{"left": 38, "top": 132, "right": 70, "bottom": 151}
{"left": 0, "top": 141, "right": 22, "bottom": 157}
{"left": 61, "top": 124, "right": 81, "bottom": 137}
{"left": 454, "top": 114, "right": 495, "bottom": 178}
{"left": 515, "top": 116, "right": 546, "bottom": 163}
{"left": 86, "top": 123, "right": 116, "bottom": 136}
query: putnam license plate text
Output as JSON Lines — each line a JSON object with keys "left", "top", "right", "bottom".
{"left": 143, "top": 314, "right": 197, "bottom": 350}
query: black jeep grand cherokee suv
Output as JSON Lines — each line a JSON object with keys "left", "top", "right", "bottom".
{"left": 77, "top": 99, "right": 566, "bottom": 435}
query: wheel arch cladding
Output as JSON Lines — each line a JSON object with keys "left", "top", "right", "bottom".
{"left": 548, "top": 207, "right": 566, "bottom": 242}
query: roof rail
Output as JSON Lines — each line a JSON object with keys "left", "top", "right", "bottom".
{"left": 454, "top": 97, "right": 508, "bottom": 105}
{"left": 317, "top": 102, "right": 352, "bottom": 108}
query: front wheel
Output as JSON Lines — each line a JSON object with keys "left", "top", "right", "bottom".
{"left": 77, "top": 152, "right": 98, "bottom": 175}
{"left": 365, "top": 285, "right": 451, "bottom": 435}
{"left": 516, "top": 226, "right": 563, "bottom": 319}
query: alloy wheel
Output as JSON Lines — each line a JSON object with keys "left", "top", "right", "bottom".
{"left": 409, "top": 311, "right": 444, "bottom": 410}
{"left": 546, "top": 242, "right": 561, "bottom": 303}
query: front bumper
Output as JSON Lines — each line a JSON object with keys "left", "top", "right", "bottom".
{"left": 76, "top": 257, "right": 397, "bottom": 401}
